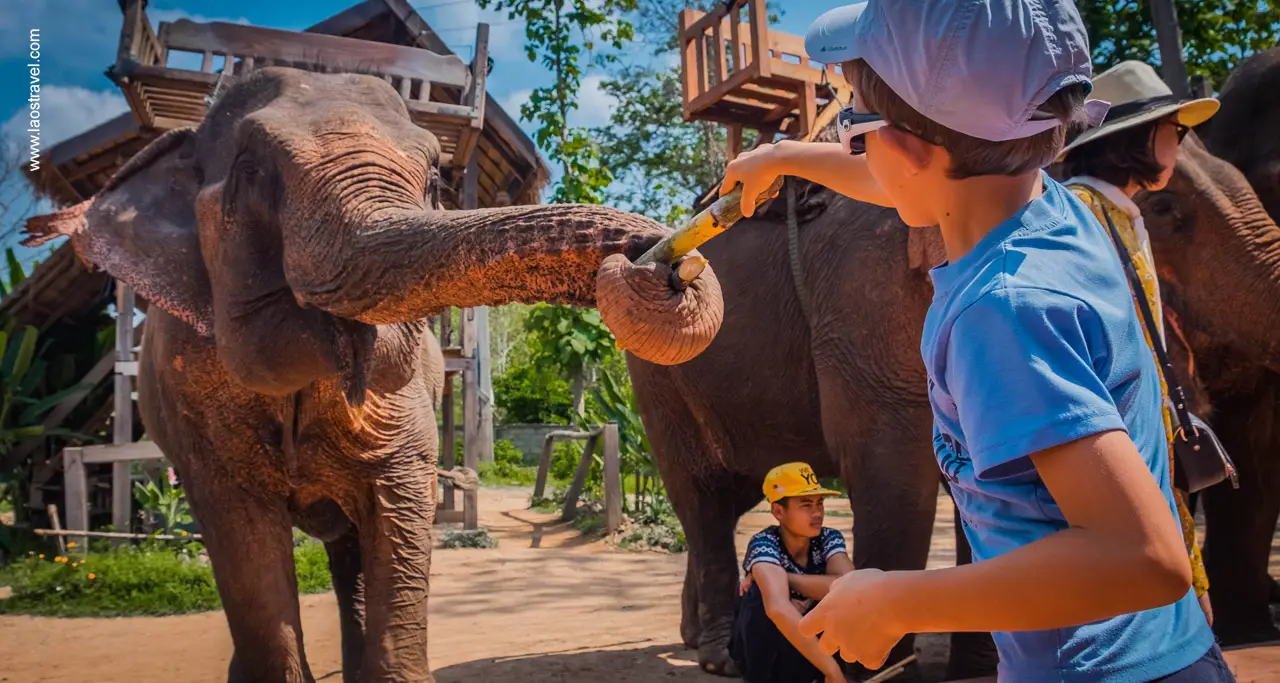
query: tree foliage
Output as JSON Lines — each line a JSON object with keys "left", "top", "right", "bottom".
{"left": 1078, "top": 0, "right": 1280, "bottom": 89}
{"left": 477, "top": 0, "right": 638, "bottom": 204}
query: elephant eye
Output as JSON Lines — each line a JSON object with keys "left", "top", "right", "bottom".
{"left": 1146, "top": 192, "right": 1178, "bottom": 217}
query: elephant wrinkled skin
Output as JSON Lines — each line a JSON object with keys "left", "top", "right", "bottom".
{"left": 22, "top": 67, "right": 723, "bottom": 683}
{"left": 627, "top": 127, "right": 1280, "bottom": 679}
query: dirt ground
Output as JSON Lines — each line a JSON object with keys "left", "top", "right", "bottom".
{"left": 1, "top": 487, "right": 1277, "bottom": 683}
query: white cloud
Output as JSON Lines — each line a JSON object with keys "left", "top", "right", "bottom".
{"left": 3, "top": 86, "right": 130, "bottom": 151}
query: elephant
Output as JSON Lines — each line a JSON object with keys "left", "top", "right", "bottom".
{"left": 626, "top": 126, "right": 1280, "bottom": 680}
{"left": 1158, "top": 46, "right": 1280, "bottom": 646}
{"left": 21, "top": 66, "right": 724, "bottom": 683}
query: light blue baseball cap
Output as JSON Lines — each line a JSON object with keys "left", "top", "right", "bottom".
{"left": 806, "top": 1, "right": 1099, "bottom": 142}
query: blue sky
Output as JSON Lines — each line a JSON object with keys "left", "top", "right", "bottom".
{"left": 0, "top": 0, "right": 845, "bottom": 267}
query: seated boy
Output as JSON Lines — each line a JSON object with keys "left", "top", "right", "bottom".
{"left": 729, "top": 462, "right": 852, "bottom": 683}
{"left": 723, "top": 2, "right": 1232, "bottom": 681}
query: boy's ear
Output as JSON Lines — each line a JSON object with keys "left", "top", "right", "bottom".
{"left": 878, "top": 127, "right": 936, "bottom": 174}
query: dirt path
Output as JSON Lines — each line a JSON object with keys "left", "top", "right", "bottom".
{"left": 0, "top": 488, "right": 1276, "bottom": 683}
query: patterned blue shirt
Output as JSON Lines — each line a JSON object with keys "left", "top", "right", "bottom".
{"left": 743, "top": 526, "right": 847, "bottom": 601}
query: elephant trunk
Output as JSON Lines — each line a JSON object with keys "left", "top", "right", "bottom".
{"left": 286, "top": 204, "right": 724, "bottom": 366}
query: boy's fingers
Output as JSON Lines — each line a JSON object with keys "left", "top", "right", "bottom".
{"left": 740, "top": 181, "right": 760, "bottom": 218}
{"left": 817, "top": 631, "right": 841, "bottom": 657}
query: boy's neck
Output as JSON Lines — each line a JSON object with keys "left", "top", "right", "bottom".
{"left": 778, "top": 525, "right": 811, "bottom": 564}
{"left": 934, "top": 171, "right": 1045, "bottom": 264}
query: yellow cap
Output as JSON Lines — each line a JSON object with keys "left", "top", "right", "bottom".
{"left": 763, "top": 462, "right": 842, "bottom": 503}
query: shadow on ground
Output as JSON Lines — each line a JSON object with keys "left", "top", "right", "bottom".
{"left": 433, "top": 643, "right": 708, "bottom": 683}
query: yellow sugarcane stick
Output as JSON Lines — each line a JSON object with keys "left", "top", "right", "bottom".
{"left": 636, "top": 96, "right": 846, "bottom": 271}
{"left": 634, "top": 176, "right": 784, "bottom": 268}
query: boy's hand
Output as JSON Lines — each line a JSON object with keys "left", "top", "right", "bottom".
{"left": 798, "top": 569, "right": 907, "bottom": 669}
{"left": 721, "top": 143, "right": 787, "bottom": 218}
{"left": 739, "top": 573, "right": 754, "bottom": 596}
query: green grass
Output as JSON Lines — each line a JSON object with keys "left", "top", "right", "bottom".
{"left": 477, "top": 461, "right": 539, "bottom": 487}
{"left": 0, "top": 538, "right": 332, "bottom": 617}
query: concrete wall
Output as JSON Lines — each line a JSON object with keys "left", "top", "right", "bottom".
{"left": 495, "top": 423, "right": 566, "bottom": 465}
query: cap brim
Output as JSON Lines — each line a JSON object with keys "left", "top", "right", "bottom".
{"left": 805, "top": 3, "right": 869, "bottom": 65}
{"left": 790, "top": 487, "right": 843, "bottom": 499}
{"left": 1060, "top": 97, "right": 1220, "bottom": 158}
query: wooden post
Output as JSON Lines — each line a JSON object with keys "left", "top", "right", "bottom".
{"left": 462, "top": 308, "right": 479, "bottom": 530}
{"left": 112, "top": 283, "right": 136, "bottom": 537}
{"left": 560, "top": 433, "right": 599, "bottom": 520}
{"left": 603, "top": 423, "right": 622, "bottom": 534}
{"left": 46, "top": 504, "right": 66, "bottom": 555}
{"left": 1149, "top": 0, "right": 1190, "bottom": 99}
{"left": 63, "top": 447, "right": 88, "bottom": 550}
{"left": 534, "top": 434, "right": 557, "bottom": 500}
{"left": 441, "top": 376, "right": 456, "bottom": 512}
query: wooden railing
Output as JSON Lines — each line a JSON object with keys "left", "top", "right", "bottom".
{"left": 678, "top": 0, "right": 845, "bottom": 158}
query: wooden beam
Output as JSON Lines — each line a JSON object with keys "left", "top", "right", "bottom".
{"left": 461, "top": 308, "right": 479, "bottom": 531}
{"left": 441, "top": 373, "right": 456, "bottom": 512}
{"left": 560, "top": 434, "right": 599, "bottom": 521}
{"left": 161, "top": 19, "right": 472, "bottom": 87}
{"left": 603, "top": 423, "right": 622, "bottom": 534}
{"left": 63, "top": 448, "right": 88, "bottom": 550}
{"left": 112, "top": 284, "right": 136, "bottom": 536}
{"left": 81, "top": 441, "right": 164, "bottom": 464}
{"left": 748, "top": 0, "right": 770, "bottom": 79}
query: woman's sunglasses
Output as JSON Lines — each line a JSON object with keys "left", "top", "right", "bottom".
{"left": 837, "top": 106, "right": 889, "bottom": 156}
{"left": 1171, "top": 121, "right": 1190, "bottom": 142}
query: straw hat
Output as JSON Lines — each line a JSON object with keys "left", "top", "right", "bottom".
{"left": 1061, "top": 60, "right": 1219, "bottom": 156}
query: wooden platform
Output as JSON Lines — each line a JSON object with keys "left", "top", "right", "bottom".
{"left": 110, "top": 0, "right": 486, "bottom": 167}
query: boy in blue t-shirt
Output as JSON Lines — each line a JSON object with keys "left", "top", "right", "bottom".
{"left": 721, "top": 2, "right": 1231, "bottom": 682}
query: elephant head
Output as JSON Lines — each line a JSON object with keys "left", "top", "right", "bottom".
{"left": 1135, "top": 132, "right": 1280, "bottom": 371}
{"left": 23, "top": 67, "right": 722, "bottom": 401}
{"left": 1198, "top": 47, "right": 1280, "bottom": 219}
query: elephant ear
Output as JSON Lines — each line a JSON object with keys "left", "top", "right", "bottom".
{"left": 22, "top": 127, "right": 214, "bottom": 337}
{"left": 907, "top": 225, "right": 946, "bottom": 272}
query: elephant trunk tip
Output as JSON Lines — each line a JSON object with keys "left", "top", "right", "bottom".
{"left": 595, "top": 253, "right": 724, "bottom": 366}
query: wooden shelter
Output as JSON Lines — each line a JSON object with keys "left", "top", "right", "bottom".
{"left": 678, "top": 0, "right": 850, "bottom": 160}
{"left": 15, "top": 0, "right": 550, "bottom": 534}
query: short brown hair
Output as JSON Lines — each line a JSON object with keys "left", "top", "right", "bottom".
{"left": 1059, "top": 121, "right": 1165, "bottom": 190}
{"left": 842, "top": 59, "right": 1090, "bottom": 179}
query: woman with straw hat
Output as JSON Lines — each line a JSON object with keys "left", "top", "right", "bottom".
{"left": 1061, "top": 59, "right": 1220, "bottom": 625}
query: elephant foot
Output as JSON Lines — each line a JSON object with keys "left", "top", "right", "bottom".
{"left": 698, "top": 642, "right": 740, "bottom": 678}
{"left": 681, "top": 615, "right": 701, "bottom": 650}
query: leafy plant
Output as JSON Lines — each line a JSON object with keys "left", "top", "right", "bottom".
{"left": 493, "top": 359, "right": 574, "bottom": 424}
{"left": 440, "top": 528, "right": 498, "bottom": 549}
{"left": 132, "top": 468, "right": 193, "bottom": 536}
{"left": 0, "top": 541, "right": 330, "bottom": 617}
{"left": 523, "top": 304, "right": 617, "bottom": 414}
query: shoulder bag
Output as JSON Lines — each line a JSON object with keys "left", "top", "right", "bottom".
{"left": 1096, "top": 206, "right": 1240, "bottom": 493}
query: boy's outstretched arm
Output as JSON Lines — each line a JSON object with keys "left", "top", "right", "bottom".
{"left": 721, "top": 141, "right": 893, "bottom": 216}
{"left": 751, "top": 563, "right": 845, "bottom": 680}
{"left": 797, "top": 429, "right": 1193, "bottom": 667}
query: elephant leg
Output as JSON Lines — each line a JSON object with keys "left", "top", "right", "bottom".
{"left": 680, "top": 552, "right": 701, "bottom": 649}
{"left": 667, "top": 467, "right": 761, "bottom": 677}
{"left": 1201, "top": 388, "right": 1280, "bottom": 646}
{"left": 185, "top": 479, "right": 314, "bottom": 683}
{"left": 822, "top": 388, "right": 937, "bottom": 682}
{"left": 1202, "top": 449, "right": 1280, "bottom": 645}
{"left": 326, "top": 531, "right": 366, "bottom": 683}
{"left": 358, "top": 454, "right": 435, "bottom": 683}
{"left": 942, "top": 481, "right": 999, "bottom": 680}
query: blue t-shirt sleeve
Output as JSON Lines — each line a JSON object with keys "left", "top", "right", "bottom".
{"left": 743, "top": 530, "right": 784, "bottom": 573}
{"left": 820, "top": 528, "right": 847, "bottom": 562}
{"left": 946, "top": 286, "right": 1127, "bottom": 479}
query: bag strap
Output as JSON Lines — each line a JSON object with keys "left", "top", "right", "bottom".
{"left": 1094, "top": 202, "right": 1197, "bottom": 443}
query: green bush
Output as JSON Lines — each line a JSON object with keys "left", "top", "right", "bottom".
{"left": 440, "top": 528, "right": 497, "bottom": 549}
{"left": 0, "top": 538, "right": 332, "bottom": 617}
{"left": 477, "top": 460, "right": 538, "bottom": 487}
{"left": 494, "top": 439, "right": 523, "bottom": 467}
{"left": 493, "top": 362, "right": 574, "bottom": 425}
